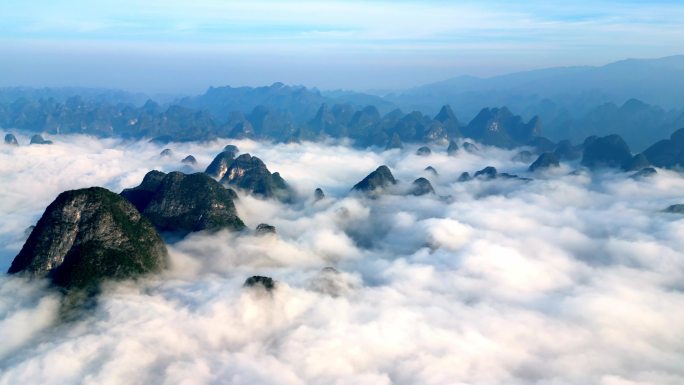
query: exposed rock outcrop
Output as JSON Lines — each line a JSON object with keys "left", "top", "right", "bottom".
{"left": 314, "top": 188, "right": 325, "bottom": 201}
{"left": 424, "top": 166, "right": 438, "bottom": 176}
{"left": 223, "top": 144, "right": 239, "bottom": 157}
{"left": 553, "top": 140, "right": 581, "bottom": 161}
{"left": 416, "top": 146, "right": 432, "bottom": 156}
{"left": 447, "top": 140, "right": 459, "bottom": 156}
{"left": 385, "top": 133, "right": 403, "bottom": 150}
{"left": 470, "top": 166, "right": 528, "bottom": 181}
{"left": 255, "top": 223, "right": 276, "bottom": 235}
{"left": 4, "top": 133, "right": 18, "bottom": 146}
{"left": 529, "top": 152, "right": 560, "bottom": 172}
{"left": 30, "top": 134, "right": 52, "bottom": 145}
{"left": 220, "top": 154, "right": 291, "bottom": 200}
{"left": 8, "top": 187, "right": 168, "bottom": 290}
{"left": 622, "top": 153, "right": 651, "bottom": 171}
{"left": 457, "top": 172, "right": 472, "bottom": 182}
{"left": 512, "top": 150, "right": 533, "bottom": 163}
{"left": 122, "top": 171, "right": 245, "bottom": 234}
{"left": 244, "top": 276, "right": 276, "bottom": 291}
{"left": 664, "top": 204, "right": 684, "bottom": 214}
{"left": 527, "top": 136, "right": 556, "bottom": 153}
{"left": 352, "top": 165, "right": 397, "bottom": 194}
{"left": 434, "top": 105, "right": 462, "bottom": 139}
{"left": 630, "top": 167, "right": 657, "bottom": 179}
{"left": 462, "top": 107, "right": 541, "bottom": 148}
{"left": 409, "top": 177, "right": 435, "bottom": 196}
{"left": 474, "top": 166, "right": 498, "bottom": 180}
{"left": 181, "top": 155, "right": 197, "bottom": 165}
{"left": 463, "top": 142, "right": 479, "bottom": 153}
{"left": 581, "top": 134, "right": 632, "bottom": 169}
{"left": 205, "top": 150, "right": 237, "bottom": 179}
{"left": 642, "top": 127, "right": 684, "bottom": 169}
{"left": 119, "top": 170, "right": 166, "bottom": 211}
{"left": 230, "top": 121, "right": 255, "bottom": 139}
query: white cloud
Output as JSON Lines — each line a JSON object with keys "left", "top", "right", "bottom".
{"left": 1, "top": 135, "right": 684, "bottom": 384}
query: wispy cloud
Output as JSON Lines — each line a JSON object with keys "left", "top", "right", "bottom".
{"left": 4, "top": 1, "right": 684, "bottom": 45}
{"left": 1, "top": 1, "right": 683, "bottom": 91}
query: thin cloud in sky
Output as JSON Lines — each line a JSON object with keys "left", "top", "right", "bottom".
{"left": 4, "top": 1, "right": 684, "bottom": 43}
{"left": 0, "top": 0, "right": 683, "bottom": 91}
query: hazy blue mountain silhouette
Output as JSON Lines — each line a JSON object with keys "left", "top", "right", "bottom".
{"left": 389, "top": 55, "right": 684, "bottom": 121}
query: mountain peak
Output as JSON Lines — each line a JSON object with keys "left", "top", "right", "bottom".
{"left": 434, "top": 104, "right": 456, "bottom": 122}
{"left": 220, "top": 153, "right": 291, "bottom": 200}
{"left": 122, "top": 171, "right": 245, "bottom": 234}
{"left": 352, "top": 165, "right": 397, "bottom": 194}
{"left": 9, "top": 187, "right": 168, "bottom": 290}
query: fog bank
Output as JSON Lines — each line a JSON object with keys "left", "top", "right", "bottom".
{"left": 1, "top": 134, "right": 684, "bottom": 384}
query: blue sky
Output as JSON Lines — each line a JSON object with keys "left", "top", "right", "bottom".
{"left": 1, "top": 0, "right": 683, "bottom": 93}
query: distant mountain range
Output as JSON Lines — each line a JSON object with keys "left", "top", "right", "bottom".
{"left": 547, "top": 98, "right": 684, "bottom": 151}
{"left": 386, "top": 55, "right": 684, "bottom": 149}
{"left": 388, "top": 55, "right": 684, "bottom": 116}
{"left": 177, "top": 82, "right": 396, "bottom": 124}
{"left": 1, "top": 55, "right": 684, "bottom": 150}
{"left": 0, "top": 86, "right": 152, "bottom": 106}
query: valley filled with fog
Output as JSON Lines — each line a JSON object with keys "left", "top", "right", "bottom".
{"left": 2, "top": 135, "right": 684, "bottom": 385}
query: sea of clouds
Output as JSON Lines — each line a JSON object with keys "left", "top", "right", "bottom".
{"left": 1, "top": 133, "right": 684, "bottom": 385}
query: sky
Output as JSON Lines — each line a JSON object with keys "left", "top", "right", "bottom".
{"left": 1, "top": 0, "right": 684, "bottom": 93}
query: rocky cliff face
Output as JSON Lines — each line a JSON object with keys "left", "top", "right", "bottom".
{"left": 529, "top": 152, "right": 560, "bottom": 172}
{"left": 122, "top": 171, "right": 245, "bottom": 234}
{"left": 220, "top": 154, "right": 291, "bottom": 200}
{"left": 314, "top": 188, "right": 325, "bottom": 201}
{"left": 385, "top": 132, "right": 403, "bottom": 150}
{"left": 642, "top": 127, "right": 684, "bottom": 169}
{"left": 181, "top": 155, "right": 197, "bottom": 165}
{"left": 434, "top": 105, "right": 462, "bottom": 139}
{"left": 229, "top": 121, "right": 255, "bottom": 139}
{"left": 205, "top": 150, "right": 236, "bottom": 179}
{"left": 463, "top": 107, "right": 540, "bottom": 148}
{"left": 581, "top": 134, "right": 633, "bottom": 169}
{"left": 223, "top": 144, "right": 239, "bottom": 157}
{"left": 352, "top": 165, "right": 397, "bottom": 194}
{"left": 416, "top": 146, "right": 432, "bottom": 156}
{"left": 622, "top": 153, "right": 651, "bottom": 171}
{"left": 4, "top": 133, "right": 18, "bottom": 145}
{"left": 553, "top": 140, "right": 582, "bottom": 161}
{"left": 447, "top": 140, "right": 459, "bottom": 155}
{"left": 121, "top": 170, "right": 167, "bottom": 211}
{"left": 409, "top": 177, "right": 435, "bottom": 196}
{"left": 8, "top": 187, "right": 168, "bottom": 290}
{"left": 30, "top": 134, "right": 52, "bottom": 145}
{"left": 244, "top": 276, "right": 276, "bottom": 291}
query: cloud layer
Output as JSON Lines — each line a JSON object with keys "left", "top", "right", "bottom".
{"left": 1, "top": 133, "right": 684, "bottom": 384}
